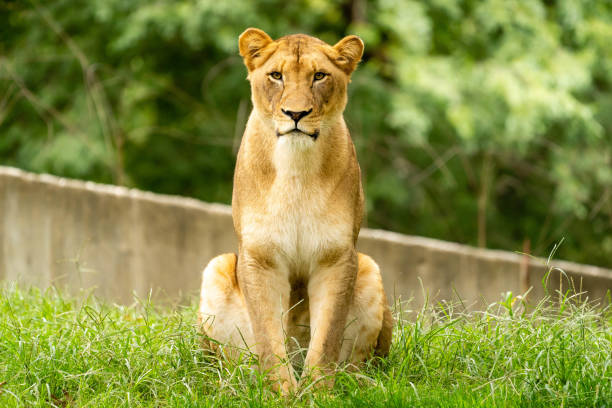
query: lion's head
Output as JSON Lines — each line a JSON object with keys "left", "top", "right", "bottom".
{"left": 238, "top": 28, "right": 364, "bottom": 141}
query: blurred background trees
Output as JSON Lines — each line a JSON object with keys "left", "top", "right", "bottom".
{"left": 1, "top": 0, "right": 611, "bottom": 267}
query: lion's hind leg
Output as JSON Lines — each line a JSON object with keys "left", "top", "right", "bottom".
{"left": 198, "top": 253, "right": 255, "bottom": 358}
{"left": 340, "top": 253, "right": 393, "bottom": 366}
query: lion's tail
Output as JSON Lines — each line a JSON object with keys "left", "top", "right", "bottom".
{"left": 374, "top": 295, "right": 393, "bottom": 357}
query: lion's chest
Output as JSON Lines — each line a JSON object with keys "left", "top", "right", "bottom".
{"left": 241, "top": 136, "right": 352, "bottom": 275}
{"left": 271, "top": 183, "right": 347, "bottom": 266}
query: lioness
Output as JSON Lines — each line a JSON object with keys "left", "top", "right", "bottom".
{"left": 198, "top": 28, "right": 392, "bottom": 393}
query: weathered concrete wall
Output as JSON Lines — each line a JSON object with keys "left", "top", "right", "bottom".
{"left": 358, "top": 230, "right": 612, "bottom": 308}
{"left": 1, "top": 166, "right": 611, "bottom": 307}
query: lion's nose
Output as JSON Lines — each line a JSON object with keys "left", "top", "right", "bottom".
{"left": 282, "top": 109, "right": 312, "bottom": 123}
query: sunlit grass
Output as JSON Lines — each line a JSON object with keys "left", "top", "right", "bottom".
{"left": 0, "top": 282, "right": 610, "bottom": 407}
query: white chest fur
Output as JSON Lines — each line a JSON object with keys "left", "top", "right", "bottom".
{"left": 241, "top": 134, "right": 351, "bottom": 276}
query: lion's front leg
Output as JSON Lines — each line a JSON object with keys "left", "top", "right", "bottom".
{"left": 236, "top": 249, "right": 297, "bottom": 394}
{"left": 302, "top": 249, "right": 358, "bottom": 386}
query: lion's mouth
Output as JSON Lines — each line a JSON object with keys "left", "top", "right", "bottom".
{"left": 276, "top": 128, "right": 319, "bottom": 140}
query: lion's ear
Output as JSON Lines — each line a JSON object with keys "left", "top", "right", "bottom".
{"left": 239, "top": 28, "right": 274, "bottom": 72}
{"left": 333, "top": 35, "right": 364, "bottom": 75}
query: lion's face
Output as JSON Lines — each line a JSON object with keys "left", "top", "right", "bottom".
{"left": 239, "top": 29, "right": 364, "bottom": 141}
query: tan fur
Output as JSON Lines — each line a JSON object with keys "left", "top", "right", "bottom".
{"left": 198, "top": 28, "right": 393, "bottom": 394}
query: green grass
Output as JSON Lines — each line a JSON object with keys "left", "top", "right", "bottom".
{"left": 0, "top": 283, "right": 610, "bottom": 407}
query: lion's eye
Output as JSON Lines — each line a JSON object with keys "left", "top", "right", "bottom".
{"left": 269, "top": 72, "right": 282, "bottom": 80}
{"left": 313, "top": 72, "right": 327, "bottom": 81}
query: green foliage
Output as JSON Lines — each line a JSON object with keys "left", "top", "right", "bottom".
{"left": 1, "top": 0, "right": 612, "bottom": 265}
{"left": 1, "top": 284, "right": 611, "bottom": 406}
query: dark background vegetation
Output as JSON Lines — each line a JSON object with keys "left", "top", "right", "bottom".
{"left": 1, "top": 0, "right": 612, "bottom": 267}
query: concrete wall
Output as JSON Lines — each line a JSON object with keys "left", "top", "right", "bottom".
{"left": 1, "top": 166, "right": 611, "bottom": 308}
